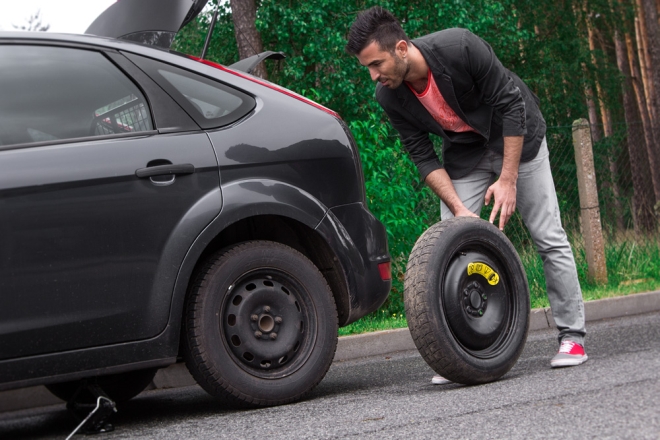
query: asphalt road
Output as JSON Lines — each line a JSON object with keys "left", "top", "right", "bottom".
{"left": 1, "top": 311, "right": 659, "bottom": 440}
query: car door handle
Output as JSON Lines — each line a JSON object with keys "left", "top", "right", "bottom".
{"left": 135, "top": 163, "right": 195, "bottom": 178}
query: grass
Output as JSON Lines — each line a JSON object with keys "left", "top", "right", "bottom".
{"left": 338, "top": 312, "right": 407, "bottom": 337}
{"left": 339, "top": 233, "right": 660, "bottom": 336}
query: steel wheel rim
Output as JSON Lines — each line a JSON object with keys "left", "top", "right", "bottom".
{"left": 440, "top": 240, "right": 519, "bottom": 358}
{"left": 221, "top": 268, "right": 317, "bottom": 379}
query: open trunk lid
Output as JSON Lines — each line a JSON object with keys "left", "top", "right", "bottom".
{"left": 85, "top": 0, "right": 208, "bottom": 49}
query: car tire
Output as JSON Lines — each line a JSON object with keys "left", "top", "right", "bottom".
{"left": 45, "top": 368, "right": 158, "bottom": 404}
{"left": 404, "top": 217, "right": 530, "bottom": 384}
{"left": 183, "top": 241, "right": 338, "bottom": 407}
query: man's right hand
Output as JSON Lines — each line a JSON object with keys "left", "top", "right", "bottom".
{"left": 425, "top": 169, "right": 478, "bottom": 219}
{"left": 453, "top": 206, "right": 479, "bottom": 218}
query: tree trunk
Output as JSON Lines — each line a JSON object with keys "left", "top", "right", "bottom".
{"left": 625, "top": 31, "right": 660, "bottom": 205}
{"left": 587, "top": 11, "right": 626, "bottom": 231}
{"left": 585, "top": 80, "right": 601, "bottom": 142}
{"left": 229, "top": 0, "right": 267, "bottom": 79}
{"left": 639, "top": 0, "right": 660, "bottom": 200}
{"left": 634, "top": 0, "right": 653, "bottom": 121}
{"left": 614, "top": 29, "right": 657, "bottom": 233}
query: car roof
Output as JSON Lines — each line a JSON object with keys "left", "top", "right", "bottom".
{"left": 0, "top": 31, "right": 168, "bottom": 56}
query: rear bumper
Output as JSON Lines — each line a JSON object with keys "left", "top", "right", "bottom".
{"left": 315, "top": 202, "right": 391, "bottom": 325}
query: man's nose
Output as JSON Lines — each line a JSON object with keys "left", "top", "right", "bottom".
{"left": 368, "top": 68, "right": 379, "bottom": 82}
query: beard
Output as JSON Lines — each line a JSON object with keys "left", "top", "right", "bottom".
{"left": 381, "top": 54, "right": 409, "bottom": 89}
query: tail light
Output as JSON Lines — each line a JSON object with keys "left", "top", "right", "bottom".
{"left": 378, "top": 262, "right": 392, "bottom": 281}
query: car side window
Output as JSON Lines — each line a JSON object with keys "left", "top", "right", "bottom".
{"left": 0, "top": 45, "right": 153, "bottom": 148}
{"left": 125, "top": 54, "right": 255, "bottom": 129}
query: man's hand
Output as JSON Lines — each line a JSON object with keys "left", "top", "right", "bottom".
{"left": 486, "top": 135, "right": 524, "bottom": 231}
{"left": 424, "top": 169, "right": 478, "bottom": 219}
{"left": 485, "top": 178, "right": 516, "bottom": 230}
{"left": 454, "top": 206, "right": 479, "bottom": 218}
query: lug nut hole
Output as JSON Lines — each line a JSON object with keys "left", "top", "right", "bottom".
{"left": 228, "top": 314, "right": 236, "bottom": 326}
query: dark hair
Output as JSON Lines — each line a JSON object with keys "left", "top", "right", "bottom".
{"left": 345, "top": 7, "right": 409, "bottom": 55}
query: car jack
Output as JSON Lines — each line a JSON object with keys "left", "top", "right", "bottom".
{"left": 65, "top": 383, "right": 117, "bottom": 438}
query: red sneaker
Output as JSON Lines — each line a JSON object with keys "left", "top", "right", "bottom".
{"left": 551, "top": 340, "right": 588, "bottom": 368}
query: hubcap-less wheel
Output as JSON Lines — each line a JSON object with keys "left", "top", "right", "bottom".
{"left": 183, "top": 241, "right": 338, "bottom": 407}
{"left": 443, "top": 248, "right": 516, "bottom": 356}
{"left": 404, "top": 218, "right": 530, "bottom": 385}
{"left": 223, "top": 271, "right": 315, "bottom": 377}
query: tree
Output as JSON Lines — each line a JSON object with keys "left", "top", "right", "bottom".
{"left": 230, "top": 0, "right": 267, "bottom": 79}
{"left": 638, "top": 0, "right": 660, "bottom": 205}
{"left": 614, "top": 27, "right": 657, "bottom": 233}
{"left": 13, "top": 9, "right": 50, "bottom": 32}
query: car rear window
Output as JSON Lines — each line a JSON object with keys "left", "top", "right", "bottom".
{"left": 124, "top": 54, "right": 255, "bottom": 129}
{"left": 0, "top": 45, "right": 153, "bottom": 148}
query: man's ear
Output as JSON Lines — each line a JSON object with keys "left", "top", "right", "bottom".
{"left": 395, "top": 40, "right": 409, "bottom": 58}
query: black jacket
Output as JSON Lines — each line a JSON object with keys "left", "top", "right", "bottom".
{"left": 376, "top": 28, "right": 546, "bottom": 180}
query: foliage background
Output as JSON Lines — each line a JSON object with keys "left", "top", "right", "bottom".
{"left": 174, "top": 0, "right": 659, "bottom": 319}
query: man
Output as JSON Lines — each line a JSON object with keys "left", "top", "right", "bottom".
{"left": 346, "top": 7, "right": 587, "bottom": 384}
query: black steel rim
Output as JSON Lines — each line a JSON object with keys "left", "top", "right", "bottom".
{"left": 440, "top": 240, "right": 519, "bottom": 359}
{"left": 220, "top": 268, "right": 317, "bottom": 379}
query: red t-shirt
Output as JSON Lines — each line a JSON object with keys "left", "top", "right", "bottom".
{"left": 406, "top": 70, "right": 476, "bottom": 133}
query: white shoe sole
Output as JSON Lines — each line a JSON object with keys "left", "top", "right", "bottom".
{"left": 431, "top": 375, "right": 452, "bottom": 385}
{"left": 550, "top": 355, "right": 588, "bottom": 368}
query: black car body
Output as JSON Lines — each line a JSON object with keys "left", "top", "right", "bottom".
{"left": 0, "top": 1, "right": 390, "bottom": 407}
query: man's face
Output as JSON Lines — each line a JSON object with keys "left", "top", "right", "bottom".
{"left": 356, "top": 41, "right": 408, "bottom": 89}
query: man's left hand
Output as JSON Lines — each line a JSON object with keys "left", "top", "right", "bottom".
{"left": 485, "top": 178, "right": 517, "bottom": 231}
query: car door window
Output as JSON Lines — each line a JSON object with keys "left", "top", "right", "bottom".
{"left": 0, "top": 45, "right": 153, "bottom": 148}
{"left": 125, "top": 54, "right": 255, "bottom": 129}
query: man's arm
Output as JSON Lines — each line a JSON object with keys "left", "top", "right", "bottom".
{"left": 485, "top": 135, "right": 523, "bottom": 230}
{"left": 460, "top": 30, "right": 527, "bottom": 139}
{"left": 377, "top": 88, "right": 474, "bottom": 218}
{"left": 424, "top": 169, "right": 477, "bottom": 217}
{"left": 460, "top": 30, "right": 527, "bottom": 230}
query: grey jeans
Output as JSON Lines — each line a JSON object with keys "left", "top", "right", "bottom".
{"left": 440, "top": 138, "right": 586, "bottom": 345}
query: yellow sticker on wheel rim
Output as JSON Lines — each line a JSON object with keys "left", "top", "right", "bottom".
{"left": 467, "top": 262, "right": 500, "bottom": 285}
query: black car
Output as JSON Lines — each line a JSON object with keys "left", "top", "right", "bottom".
{"left": 0, "top": 0, "right": 390, "bottom": 408}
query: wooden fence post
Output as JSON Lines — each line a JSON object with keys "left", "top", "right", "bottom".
{"left": 572, "top": 118, "right": 608, "bottom": 284}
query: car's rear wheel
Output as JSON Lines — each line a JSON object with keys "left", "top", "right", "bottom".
{"left": 405, "top": 217, "right": 530, "bottom": 384}
{"left": 45, "top": 368, "right": 157, "bottom": 404}
{"left": 183, "top": 241, "right": 338, "bottom": 407}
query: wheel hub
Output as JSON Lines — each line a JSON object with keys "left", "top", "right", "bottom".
{"left": 223, "top": 275, "right": 307, "bottom": 372}
{"left": 442, "top": 251, "right": 510, "bottom": 352}
{"left": 463, "top": 281, "right": 487, "bottom": 317}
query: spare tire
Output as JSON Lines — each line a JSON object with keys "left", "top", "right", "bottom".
{"left": 404, "top": 217, "right": 530, "bottom": 384}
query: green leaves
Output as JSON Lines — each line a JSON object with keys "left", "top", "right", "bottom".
{"left": 349, "top": 109, "right": 436, "bottom": 314}
{"left": 172, "top": 0, "right": 634, "bottom": 317}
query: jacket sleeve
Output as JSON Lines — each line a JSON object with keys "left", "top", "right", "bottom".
{"left": 375, "top": 85, "right": 443, "bottom": 181}
{"left": 460, "top": 30, "right": 526, "bottom": 137}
